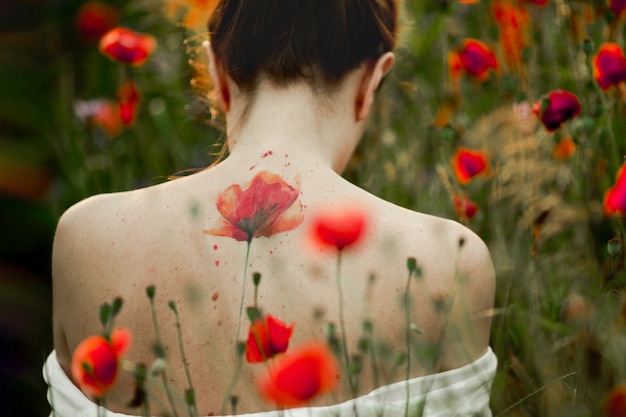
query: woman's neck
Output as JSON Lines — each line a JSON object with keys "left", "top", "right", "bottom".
{"left": 224, "top": 77, "right": 366, "bottom": 173}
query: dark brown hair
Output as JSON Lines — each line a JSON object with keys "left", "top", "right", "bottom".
{"left": 208, "top": 0, "right": 398, "bottom": 92}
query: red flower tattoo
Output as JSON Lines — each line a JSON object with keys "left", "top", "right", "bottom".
{"left": 205, "top": 171, "right": 304, "bottom": 243}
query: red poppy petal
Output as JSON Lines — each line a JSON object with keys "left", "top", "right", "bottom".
{"left": 76, "top": 1, "right": 119, "bottom": 42}
{"left": 534, "top": 90, "right": 581, "bottom": 132}
{"left": 99, "top": 27, "right": 156, "bottom": 66}
{"left": 246, "top": 319, "right": 271, "bottom": 363}
{"left": 257, "top": 342, "right": 339, "bottom": 407}
{"left": 266, "top": 315, "right": 294, "bottom": 354}
{"left": 604, "top": 166, "right": 626, "bottom": 216}
{"left": 311, "top": 207, "right": 367, "bottom": 251}
{"left": 594, "top": 43, "right": 626, "bottom": 91}
{"left": 458, "top": 39, "right": 498, "bottom": 80}
{"left": 208, "top": 171, "right": 303, "bottom": 242}
{"left": 110, "top": 328, "right": 132, "bottom": 356}
{"left": 602, "top": 383, "right": 626, "bottom": 417}
{"left": 451, "top": 147, "right": 490, "bottom": 185}
{"left": 71, "top": 336, "right": 119, "bottom": 398}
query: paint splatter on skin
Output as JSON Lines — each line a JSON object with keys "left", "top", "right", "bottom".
{"left": 215, "top": 260, "right": 220, "bottom": 266}
{"left": 262, "top": 150, "right": 273, "bottom": 158}
{"left": 212, "top": 292, "right": 219, "bottom": 301}
{"left": 213, "top": 245, "right": 218, "bottom": 250}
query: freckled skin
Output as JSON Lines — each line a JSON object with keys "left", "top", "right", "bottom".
{"left": 52, "top": 171, "right": 494, "bottom": 415}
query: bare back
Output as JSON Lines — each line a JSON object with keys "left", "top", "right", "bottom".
{"left": 52, "top": 152, "right": 495, "bottom": 415}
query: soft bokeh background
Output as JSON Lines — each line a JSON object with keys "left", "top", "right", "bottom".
{"left": 2, "top": 0, "right": 626, "bottom": 416}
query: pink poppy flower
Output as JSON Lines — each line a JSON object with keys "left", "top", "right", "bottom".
{"left": 204, "top": 171, "right": 304, "bottom": 243}
{"left": 71, "top": 328, "right": 131, "bottom": 398}
{"left": 593, "top": 43, "right": 626, "bottom": 91}
{"left": 246, "top": 314, "right": 294, "bottom": 363}
{"left": 99, "top": 27, "right": 156, "bottom": 66}
{"left": 451, "top": 147, "right": 490, "bottom": 185}
{"left": 604, "top": 164, "right": 626, "bottom": 216}
{"left": 257, "top": 342, "right": 339, "bottom": 408}
{"left": 532, "top": 90, "right": 581, "bottom": 132}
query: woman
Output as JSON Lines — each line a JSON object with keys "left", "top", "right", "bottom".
{"left": 45, "top": 1, "right": 497, "bottom": 416}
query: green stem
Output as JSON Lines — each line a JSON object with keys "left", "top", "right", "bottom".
{"left": 221, "top": 344, "right": 244, "bottom": 415}
{"left": 221, "top": 242, "right": 252, "bottom": 413}
{"left": 235, "top": 241, "right": 252, "bottom": 344}
{"left": 170, "top": 302, "right": 198, "bottom": 417}
{"left": 147, "top": 293, "right": 180, "bottom": 417}
{"left": 96, "top": 398, "right": 105, "bottom": 417}
{"left": 404, "top": 268, "right": 413, "bottom": 417}
{"left": 335, "top": 251, "right": 358, "bottom": 417}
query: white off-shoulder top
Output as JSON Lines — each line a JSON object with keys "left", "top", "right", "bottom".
{"left": 43, "top": 348, "right": 497, "bottom": 417}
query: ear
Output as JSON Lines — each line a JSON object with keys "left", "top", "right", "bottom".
{"left": 356, "top": 52, "right": 395, "bottom": 121}
{"left": 203, "top": 41, "right": 231, "bottom": 112}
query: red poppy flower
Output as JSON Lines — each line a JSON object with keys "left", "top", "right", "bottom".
{"left": 458, "top": 0, "right": 479, "bottom": 3}
{"left": 204, "top": 171, "right": 304, "bottom": 243}
{"left": 76, "top": 1, "right": 119, "bottom": 42}
{"left": 74, "top": 99, "right": 123, "bottom": 138}
{"left": 610, "top": 0, "right": 626, "bottom": 16}
{"left": 246, "top": 314, "right": 294, "bottom": 363}
{"left": 593, "top": 43, "right": 626, "bottom": 91}
{"left": 532, "top": 90, "right": 581, "bottom": 132}
{"left": 257, "top": 341, "right": 339, "bottom": 407}
{"left": 453, "top": 194, "right": 479, "bottom": 220}
{"left": 310, "top": 206, "right": 367, "bottom": 251}
{"left": 116, "top": 80, "right": 140, "bottom": 126}
{"left": 451, "top": 147, "right": 490, "bottom": 185}
{"left": 71, "top": 328, "right": 131, "bottom": 398}
{"left": 552, "top": 136, "right": 576, "bottom": 161}
{"left": 492, "top": 0, "right": 529, "bottom": 73}
{"left": 601, "top": 383, "right": 626, "bottom": 417}
{"left": 454, "top": 39, "right": 499, "bottom": 81}
{"left": 99, "top": 27, "right": 156, "bottom": 66}
{"left": 603, "top": 164, "right": 626, "bottom": 216}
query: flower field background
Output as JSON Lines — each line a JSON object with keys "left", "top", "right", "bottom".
{"left": 2, "top": 0, "right": 626, "bottom": 416}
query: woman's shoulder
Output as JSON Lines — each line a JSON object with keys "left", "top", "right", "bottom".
{"left": 55, "top": 180, "right": 178, "bottom": 234}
